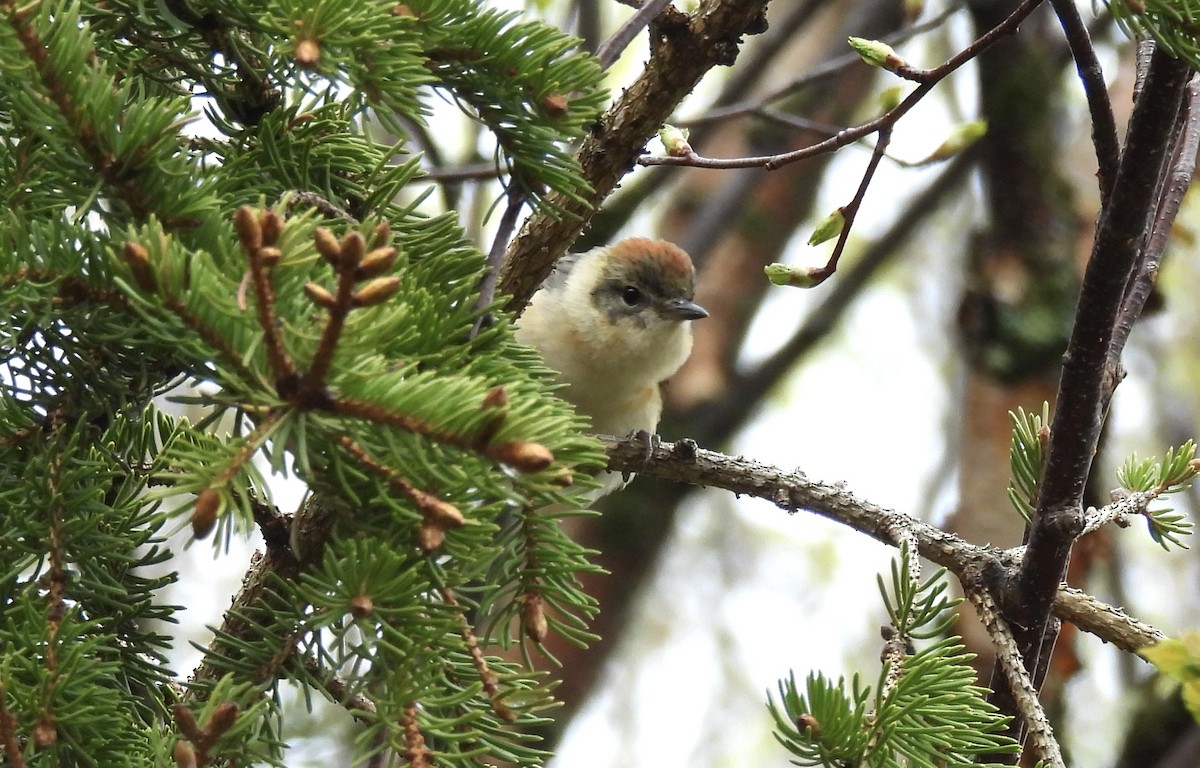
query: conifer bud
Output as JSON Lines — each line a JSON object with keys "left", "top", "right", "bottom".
{"left": 304, "top": 282, "right": 337, "bottom": 310}
{"left": 233, "top": 205, "right": 262, "bottom": 254}
{"left": 540, "top": 93, "right": 569, "bottom": 118}
{"left": 295, "top": 38, "right": 320, "bottom": 69}
{"left": 257, "top": 247, "right": 282, "bottom": 268}
{"left": 422, "top": 496, "right": 465, "bottom": 528}
{"left": 208, "top": 701, "right": 239, "bottom": 736}
{"left": 192, "top": 487, "right": 220, "bottom": 539}
{"left": 340, "top": 230, "right": 366, "bottom": 266}
{"left": 523, "top": 592, "right": 548, "bottom": 643}
{"left": 173, "top": 740, "right": 198, "bottom": 768}
{"left": 351, "top": 276, "right": 402, "bottom": 307}
{"left": 314, "top": 227, "right": 342, "bottom": 266}
{"left": 417, "top": 523, "right": 445, "bottom": 551}
{"left": 122, "top": 241, "right": 158, "bottom": 293}
{"left": 482, "top": 385, "right": 508, "bottom": 410}
{"left": 355, "top": 247, "right": 398, "bottom": 280}
{"left": 350, "top": 595, "right": 374, "bottom": 619}
{"left": 371, "top": 220, "right": 391, "bottom": 248}
{"left": 260, "top": 210, "right": 284, "bottom": 246}
{"left": 490, "top": 441, "right": 554, "bottom": 473}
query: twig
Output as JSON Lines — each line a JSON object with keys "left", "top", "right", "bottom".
{"left": 1106, "top": 79, "right": 1200, "bottom": 404}
{"left": 1050, "top": 0, "right": 1120, "bottom": 208}
{"left": 963, "top": 577, "right": 1065, "bottom": 768}
{"left": 637, "top": 0, "right": 1041, "bottom": 171}
{"left": 299, "top": 653, "right": 376, "bottom": 721}
{"left": 472, "top": 189, "right": 525, "bottom": 337}
{"left": 686, "top": 153, "right": 975, "bottom": 444}
{"left": 601, "top": 433, "right": 1166, "bottom": 653}
{"left": 594, "top": 0, "right": 676, "bottom": 70}
{"left": 1011, "top": 45, "right": 1193, "bottom": 696}
{"left": 803, "top": 126, "right": 892, "bottom": 286}
{"left": 683, "top": 3, "right": 964, "bottom": 128}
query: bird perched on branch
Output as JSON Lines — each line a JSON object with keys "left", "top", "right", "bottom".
{"left": 516, "top": 238, "right": 707, "bottom": 494}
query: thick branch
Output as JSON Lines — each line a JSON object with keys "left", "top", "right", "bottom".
{"left": 603, "top": 434, "right": 1164, "bottom": 653}
{"left": 497, "top": 0, "right": 771, "bottom": 315}
{"left": 1014, "top": 46, "right": 1191, "bottom": 665}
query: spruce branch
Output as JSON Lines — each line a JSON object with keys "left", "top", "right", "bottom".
{"left": 335, "top": 434, "right": 465, "bottom": 553}
{"left": 235, "top": 205, "right": 299, "bottom": 391}
{"left": 602, "top": 434, "right": 1166, "bottom": 654}
{"left": 498, "top": 0, "right": 773, "bottom": 315}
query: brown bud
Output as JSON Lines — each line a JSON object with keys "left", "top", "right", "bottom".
{"left": 352, "top": 276, "right": 401, "bottom": 307}
{"left": 122, "top": 241, "right": 158, "bottom": 293}
{"left": 173, "top": 740, "right": 198, "bottom": 768}
{"left": 355, "top": 246, "right": 398, "bottom": 279}
{"left": 349, "top": 595, "right": 374, "bottom": 619}
{"left": 191, "top": 487, "right": 220, "bottom": 539}
{"left": 417, "top": 523, "right": 445, "bottom": 551}
{"left": 233, "top": 205, "right": 262, "bottom": 254}
{"left": 172, "top": 703, "right": 201, "bottom": 740}
{"left": 797, "top": 713, "right": 820, "bottom": 737}
{"left": 522, "top": 592, "right": 548, "bottom": 643}
{"left": 33, "top": 717, "right": 56, "bottom": 747}
{"left": 313, "top": 227, "right": 342, "bottom": 265}
{"left": 295, "top": 37, "right": 320, "bottom": 69}
{"left": 551, "top": 468, "right": 574, "bottom": 487}
{"left": 304, "top": 282, "right": 337, "bottom": 310}
{"left": 371, "top": 220, "right": 391, "bottom": 248}
{"left": 340, "top": 230, "right": 366, "bottom": 266}
{"left": 482, "top": 385, "right": 508, "bottom": 410}
{"left": 260, "top": 210, "right": 284, "bottom": 245}
{"left": 393, "top": 4, "right": 415, "bottom": 16}
{"left": 207, "top": 701, "right": 239, "bottom": 736}
{"left": 423, "top": 497, "right": 465, "bottom": 528}
{"left": 490, "top": 441, "right": 553, "bottom": 473}
{"left": 540, "top": 93, "right": 569, "bottom": 118}
{"left": 257, "top": 246, "right": 282, "bottom": 268}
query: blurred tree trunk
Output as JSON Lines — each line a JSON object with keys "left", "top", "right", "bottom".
{"left": 950, "top": 0, "right": 1087, "bottom": 699}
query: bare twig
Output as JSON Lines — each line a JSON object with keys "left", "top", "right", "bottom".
{"left": 601, "top": 433, "right": 1166, "bottom": 653}
{"left": 594, "top": 0, "right": 675, "bottom": 70}
{"left": 637, "top": 0, "right": 1041, "bottom": 171}
{"left": 803, "top": 126, "right": 892, "bottom": 287}
{"left": 473, "top": 189, "right": 525, "bottom": 337}
{"left": 1106, "top": 79, "right": 1200, "bottom": 404}
{"left": 963, "top": 578, "right": 1065, "bottom": 768}
{"left": 686, "top": 153, "right": 975, "bottom": 444}
{"left": 1050, "top": 0, "right": 1120, "bottom": 208}
{"left": 1010, "top": 46, "right": 1193, "bottom": 700}
{"left": 684, "top": 3, "right": 964, "bottom": 128}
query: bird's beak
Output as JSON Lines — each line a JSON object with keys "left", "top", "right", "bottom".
{"left": 663, "top": 297, "right": 709, "bottom": 320}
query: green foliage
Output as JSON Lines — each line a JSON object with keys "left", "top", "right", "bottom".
{"left": 1118, "top": 440, "right": 1197, "bottom": 549}
{"left": 1107, "top": 0, "right": 1200, "bottom": 71}
{"left": 1007, "top": 402, "right": 1049, "bottom": 523}
{"left": 2, "top": 0, "right": 609, "bottom": 764}
{"left": 1140, "top": 631, "right": 1200, "bottom": 725}
{"left": 768, "top": 550, "right": 1018, "bottom": 766}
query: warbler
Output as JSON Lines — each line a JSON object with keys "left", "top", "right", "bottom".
{"left": 516, "top": 238, "right": 707, "bottom": 493}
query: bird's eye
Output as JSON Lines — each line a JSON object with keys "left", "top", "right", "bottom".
{"left": 621, "top": 286, "right": 642, "bottom": 306}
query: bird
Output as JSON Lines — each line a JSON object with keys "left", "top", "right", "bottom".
{"left": 515, "top": 238, "right": 707, "bottom": 495}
